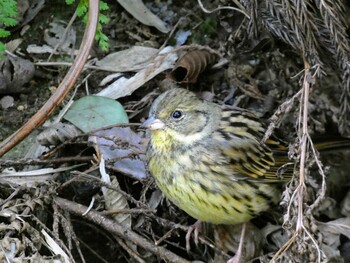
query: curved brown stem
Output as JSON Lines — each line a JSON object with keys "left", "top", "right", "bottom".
{"left": 0, "top": 0, "right": 100, "bottom": 157}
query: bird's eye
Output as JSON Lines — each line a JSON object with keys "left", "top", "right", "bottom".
{"left": 171, "top": 110, "right": 183, "bottom": 120}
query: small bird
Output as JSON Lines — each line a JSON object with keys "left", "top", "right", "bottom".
{"left": 141, "top": 87, "right": 348, "bottom": 262}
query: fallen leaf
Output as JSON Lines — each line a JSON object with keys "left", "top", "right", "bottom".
{"left": 90, "top": 127, "right": 147, "bottom": 180}
{"left": 96, "top": 46, "right": 159, "bottom": 72}
{"left": 167, "top": 45, "right": 220, "bottom": 83}
{"left": 63, "top": 96, "right": 128, "bottom": 133}
{"left": 117, "top": 0, "right": 170, "bottom": 33}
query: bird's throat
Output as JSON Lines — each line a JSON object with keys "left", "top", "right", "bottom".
{"left": 150, "top": 128, "right": 206, "bottom": 154}
{"left": 150, "top": 130, "right": 176, "bottom": 153}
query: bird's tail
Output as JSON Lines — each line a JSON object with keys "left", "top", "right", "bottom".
{"left": 313, "top": 137, "right": 350, "bottom": 152}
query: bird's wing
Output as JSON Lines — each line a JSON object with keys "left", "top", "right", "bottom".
{"left": 213, "top": 107, "right": 291, "bottom": 182}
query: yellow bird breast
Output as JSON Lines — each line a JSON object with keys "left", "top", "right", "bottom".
{"left": 148, "top": 140, "right": 280, "bottom": 225}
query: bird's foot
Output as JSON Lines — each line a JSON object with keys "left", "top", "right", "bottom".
{"left": 226, "top": 223, "right": 246, "bottom": 263}
{"left": 185, "top": 220, "right": 202, "bottom": 253}
{"left": 227, "top": 252, "right": 242, "bottom": 263}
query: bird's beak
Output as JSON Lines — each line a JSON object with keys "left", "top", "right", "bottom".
{"left": 141, "top": 115, "right": 165, "bottom": 130}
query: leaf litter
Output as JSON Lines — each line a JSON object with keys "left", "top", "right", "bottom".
{"left": 0, "top": 0, "right": 350, "bottom": 262}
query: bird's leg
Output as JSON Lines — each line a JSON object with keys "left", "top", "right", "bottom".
{"left": 227, "top": 223, "right": 246, "bottom": 263}
{"left": 185, "top": 220, "right": 202, "bottom": 253}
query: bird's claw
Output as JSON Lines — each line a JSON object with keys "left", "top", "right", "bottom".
{"left": 185, "top": 220, "right": 202, "bottom": 253}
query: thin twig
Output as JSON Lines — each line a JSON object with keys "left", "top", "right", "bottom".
{"left": 262, "top": 89, "right": 303, "bottom": 142}
{"left": 0, "top": 188, "right": 20, "bottom": 207}
{"left": 197, "top": 0, "right": 250, "bottom": 19}
{"left": 103, "top": 208, "right": 156, "bottom": 215}
{"left": 31, "top": 214, "right": 75, "bottom": 262}
{"left": 0, "top": 156, "right": 93, "bottom": 167}
{"left": 271, "top": 60, "right": 322, "bottom": 262}
{"left": 54, "top": 197, "right": 191, "bottom": 263}
{"left": 296, "top": 61, "right": 310, "bottom": 232}
{"left": 47, "top": 9, "right": 78, "bottom": 61}
{"left": 160, "top": 17, "right": 184, "bottom": 49}
{"left": 36, "top": 61, "right": 125, "bottom": 72}
{"left": 76, "top": 237, "right": 109, "bottom": 263}
{"left": 115, "top": 238, "right": 146, "bottom": 263}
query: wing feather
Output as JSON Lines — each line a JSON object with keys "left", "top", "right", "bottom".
{"left": 213, "top": 107, "right": 292, "bottom": 182}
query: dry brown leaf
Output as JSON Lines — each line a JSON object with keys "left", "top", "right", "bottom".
{"left": 96, "top": 46, "right": 159, "bottom": 72}
{"left": 90, "top": 127, "right": 147, "bottom": 180}
{"left": 5, "top": 39, "right": 23, "bottom": 52}
{"left": 117, "top": 0, "right": 170, "bottom": 33}
{"left": 0, "top": 55, "right": 35, "bottom": 93}
{"left": 37, "top": 122, "right": 82, "bottom": 146}
{"left": 100, "top": 158, "right": 137, "bottom": 253}
{"left": 317, "top": 217, "right": 350, "bottom": 248}
{"left": 105, "top": 177, "right": 131, "bottom": 228}
{"left": 44, "top": 21, "right": 77, "bottom": 54}
{"left": 97, "top": 46, "right": 177, "bottom": 99}
{"left": 167, "top": 45, "right": 220, "bottom": 83}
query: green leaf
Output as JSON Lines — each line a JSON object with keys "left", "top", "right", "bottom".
{"left": 2, "top": 17, "right": 17, "bottom": 26}
{"left": 0, "top": 43, "right": 5, "bottom": 57}
{"left": 0, "top": 0, "right": 18, "bottom": 36}
{"left": 76, "top": 0, "right": 88, "bottom": 17}
{"left": 66, "top": 0, "right": 110, "bottom": 52}
{"left": 100, "top": 2, "right": 109, "bottom": 11}
{"left": 0, "top": 28, "right": 10, "bottom": 38}
{"left": 99, "top": 14, "right": 109, "bottom": 24}
{"left": 63, "top": 96, "right": 129, "bottom": 133}
{"left": 0, "top": 0, "right": 17, "bottom": 16}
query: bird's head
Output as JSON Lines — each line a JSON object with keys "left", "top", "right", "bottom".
{"left": 142, "top": 88, "right": 220, "bottom": 145}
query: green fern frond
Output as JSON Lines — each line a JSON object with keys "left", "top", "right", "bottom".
{"left": 0, "top": 0, "right": 18, "bottom": 56}
{"left": 67, "top": 0, "right": 110, "bottom": 51}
